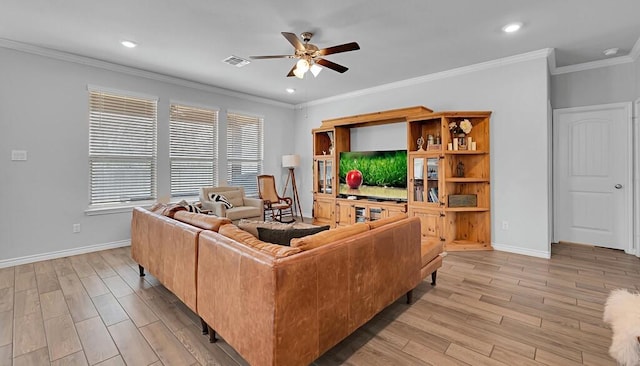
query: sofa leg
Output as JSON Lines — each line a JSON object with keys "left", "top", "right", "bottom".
{"left": 431, "top": 270, "right": 437, "bottom": 286}
{"left": 138, "top": 265, "right": 145, "bottom": 277}
{"left": 207, "top": 325, "right": 217, "bottom": 343}
{"left": 406, "top": 289, "right": 413, "bottom": 304}
{"left": 200, "top": 317, "right": 208, "bottom": 335}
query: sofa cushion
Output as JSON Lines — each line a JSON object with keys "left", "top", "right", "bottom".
{"left": 208, "top": 193, "right": 234, "bottom": 209}
{"left": 218, "top": 224, "right": 301, "bottom": 257}
{"left": 226, "top": 206, "right": 262, "bottom": 221}
{"left": 290, "top": 223, "right": 369, "bottom": 251}
{"left": 257, "top": 225, "right": 330, "bottom": 246}
{"left": 173, "top": 211, "right": 232, "bottom": 232}
{"left": 238, "top": 219, "right": 295, "bottom": 237}
{"left": 421, "top": 242, "right": 444, "bottom": 267}
{"left": 367, "top": 213, "right": 408, "bottom": 230}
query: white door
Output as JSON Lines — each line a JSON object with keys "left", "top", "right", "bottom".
{"left": 554, "top": 103, "right": 632, "bottom": 251}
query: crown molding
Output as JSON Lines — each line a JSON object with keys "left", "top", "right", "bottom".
{"left": 552, "top": 54, "right": 635, "bottom": 75}
{"left": 299, "top": 48, "right": 553, "bottom": 108}
{"left": 551, "top": 35, "right": 640, "bottom": 75}
{"left": 0, "top": 38, "right": 295, "bottom": 110}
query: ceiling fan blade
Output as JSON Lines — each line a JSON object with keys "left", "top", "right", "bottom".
{"left": 249, "top": 55, "right": 293, "bottom": 59}
{"left": 316, "top": 58, "right": 349, "bottom": 73}
{"left": 286, "top": 64, "right": 296, "bottom": 77}
{"left": 282, "top": 32, "right": 305, "bottom": 51}
{"left": 318, "top": 42, "right": 360, "bottom": 56}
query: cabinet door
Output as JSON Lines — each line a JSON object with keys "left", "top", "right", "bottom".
{"left": 410, "top": 156, "right": 441, "bottom": 205}
{"left": 384, "top": 204, "right": 407, "bottom": 218}
{"left": 313, "top": 198, "right": 334, "bottom": 225}
{"left": 314, "top": 158, "right": 334, "bottom": 195}
{"left": 409, "top": 208, "right": 444, "bottom": 246}
{"left": 336, "top": 201, "right": 354, "bottom": 225}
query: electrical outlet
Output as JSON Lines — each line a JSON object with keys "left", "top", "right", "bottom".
{"left": 502, "top": 221, "right": 509, "bottom": 230}
{"left": 73, "top": 224, "right": 81, "bottom": 233}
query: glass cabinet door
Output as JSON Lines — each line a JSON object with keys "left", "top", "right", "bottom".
{"left": 412, "top": 157, "right": 425, "bottom": 202}
{"left": 316, "top": 158, "right": 333, "bottom": 194}
{"left": 411, "top": 156, "right": 439, "bottom": 204}
{"left": 325, "top": 160, "right": 333, "bottom": 194}
{"left": 426, "top": 157, "right": 439, "bottom": 203}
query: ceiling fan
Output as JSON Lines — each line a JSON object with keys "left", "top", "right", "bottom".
{"left": 250, "top": 32, "right": 360, "bottom": 78}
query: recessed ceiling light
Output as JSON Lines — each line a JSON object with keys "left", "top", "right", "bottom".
{"left": 121, "top": 40, "right": 137, "bottom": 48}
{"left": 286, "top": 88, "right": 295, "bottom": 94}
{"left": 502, "top": 22, "right": 522, "bottom": 33}
{"left": 603, "top": 48, "right": 619, "bottom": 56}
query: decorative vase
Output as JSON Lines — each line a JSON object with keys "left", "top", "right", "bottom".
{"left": 457, "top": 133, "right": 467, "bottom": 150}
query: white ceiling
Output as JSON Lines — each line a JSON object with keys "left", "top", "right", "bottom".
{"left": 2, "top": 0, "right": 639, "bottom": 105}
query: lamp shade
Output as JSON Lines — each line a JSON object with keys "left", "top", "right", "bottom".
{"left": 282, "top": 154, "right": 300, "bottom": 168}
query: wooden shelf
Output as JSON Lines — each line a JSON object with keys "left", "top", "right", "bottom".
{"left": 444, "top": 150, "right": 488, "bottom": 155}
{"left": 445, "top": 207, "right": 489, "bottom": 212}
{"left": 408, "top": 111, "right": 491, "bottom": 251}
{"left": 445, "top": 177, "right": 489, "bottom": 183}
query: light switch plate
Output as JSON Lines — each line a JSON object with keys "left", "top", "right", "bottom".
{"left": 11, "top": 150, "right": 27, "bottom": 161}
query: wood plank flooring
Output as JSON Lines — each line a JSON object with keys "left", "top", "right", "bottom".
{"left": 0, "top": 242, "right": 637, "bottom": 365}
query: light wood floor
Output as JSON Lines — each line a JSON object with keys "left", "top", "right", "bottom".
{"left": 0, "top": 243, "right": 638, "bottom": 366}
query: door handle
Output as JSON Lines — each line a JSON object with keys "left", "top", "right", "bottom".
{"left": 614, "top": 184, "right": 623, "bottom": 189}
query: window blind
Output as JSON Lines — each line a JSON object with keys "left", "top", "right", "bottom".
{"left": 89, "top": 90, "right": 157, "bottom": 206}
{"left": 226, "top": 112, "right": 263, "bottom": 197}
{"left": 170, "top": 104, "right": 218, "bottom": 197}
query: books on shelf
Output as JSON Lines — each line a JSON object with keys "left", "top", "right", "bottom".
{"left": 428, "top": 187, "right": 439, "bottom": 203}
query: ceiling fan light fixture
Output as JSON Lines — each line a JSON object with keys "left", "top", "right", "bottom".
{"left": 296, "top": 59, "right": 310, "bottom": 73}
{"left": 293, "top": 67, "right": 305, "bottom": 79}
{"left": 310, "top": 63, "right": 322, "bottom": 77}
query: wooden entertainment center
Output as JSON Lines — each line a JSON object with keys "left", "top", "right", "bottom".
{"left": 312, "top": 106, "right": 492, "bottom": 251}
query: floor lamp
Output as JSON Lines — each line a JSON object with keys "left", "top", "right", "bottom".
{"left": 282, "top": 154, "right": 303, "bottom": 222}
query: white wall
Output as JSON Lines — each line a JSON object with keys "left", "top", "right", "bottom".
{"left": 293, "top": 55, "right": 552, "bottom": 257}
{"left": 551, "top": 62, "right": 637, "bottom": 108}
{"left": 0, "top": 46, "right": 294, "bottom": 265}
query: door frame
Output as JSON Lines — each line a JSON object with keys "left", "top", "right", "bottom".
{"left": 635, "top": 99, "right": 640, "bottom": 257}
{"left": 552, "top": 102, "right": 634, "bottom": 254}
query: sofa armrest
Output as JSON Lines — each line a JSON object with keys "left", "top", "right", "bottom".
{"left": 244, "top": 197, "right": 262, "bottom": 208}
{"left": 244, "top": 197, "right": 264, "bottom": 218}
{"left": 201, "top": 201, "right": 226, "bottom": 216}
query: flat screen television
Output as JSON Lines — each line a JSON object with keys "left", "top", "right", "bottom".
{"left": 339, "top": 150, "right": 407, "bottom": 201}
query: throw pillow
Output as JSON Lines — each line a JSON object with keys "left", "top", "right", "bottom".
{"left": 177, "top": 200, "right": 203, "bottom": 213}
{"left": 257, "top": 226, "right": 330, "bottom": 246}
{"left": 208, "top": 193, "right": 233, "bottom": 209}
{"left": 237, "top": 219, "right": 295, "bottom": 238}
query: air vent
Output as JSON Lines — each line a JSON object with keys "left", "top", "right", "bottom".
{"left": 222, "top": 55, "right": 251, "bottom": 67}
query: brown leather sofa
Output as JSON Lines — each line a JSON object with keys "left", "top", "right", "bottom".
{"left": 131, "top": 207, "right": 444, "bottom": 366}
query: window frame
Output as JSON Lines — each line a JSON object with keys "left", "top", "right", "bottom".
{"left": 86, "top": 86, "right": 158, "bottom": 214}
{"left": 169, "top": 101, "right": 219, "bottom": 199}
{"left": 226, "top": 110, "right": 264, "bottom": 197}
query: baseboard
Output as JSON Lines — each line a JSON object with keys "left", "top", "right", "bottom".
{"left": 491, "top": 242, "right": 551, "bottom": 259}
{"left": 0, "top": 240, "right": 131, "bottom": 269}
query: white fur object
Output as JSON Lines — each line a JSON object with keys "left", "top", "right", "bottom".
{"left": 603, "top": 289, "right": 640, "bottom": 366}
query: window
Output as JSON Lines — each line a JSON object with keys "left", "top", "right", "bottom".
{"left": 170, "top": 103, "right": 218, "bottom": 197}
{"left": 226, "top": 112, "right": 263, "bottom": 197}
{"left": 88, "top": 89, "right": 157, "bottom": 206}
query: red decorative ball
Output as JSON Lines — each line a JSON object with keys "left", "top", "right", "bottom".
{"left": 346, "top": 170, "right": 363, "bottom": 189}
